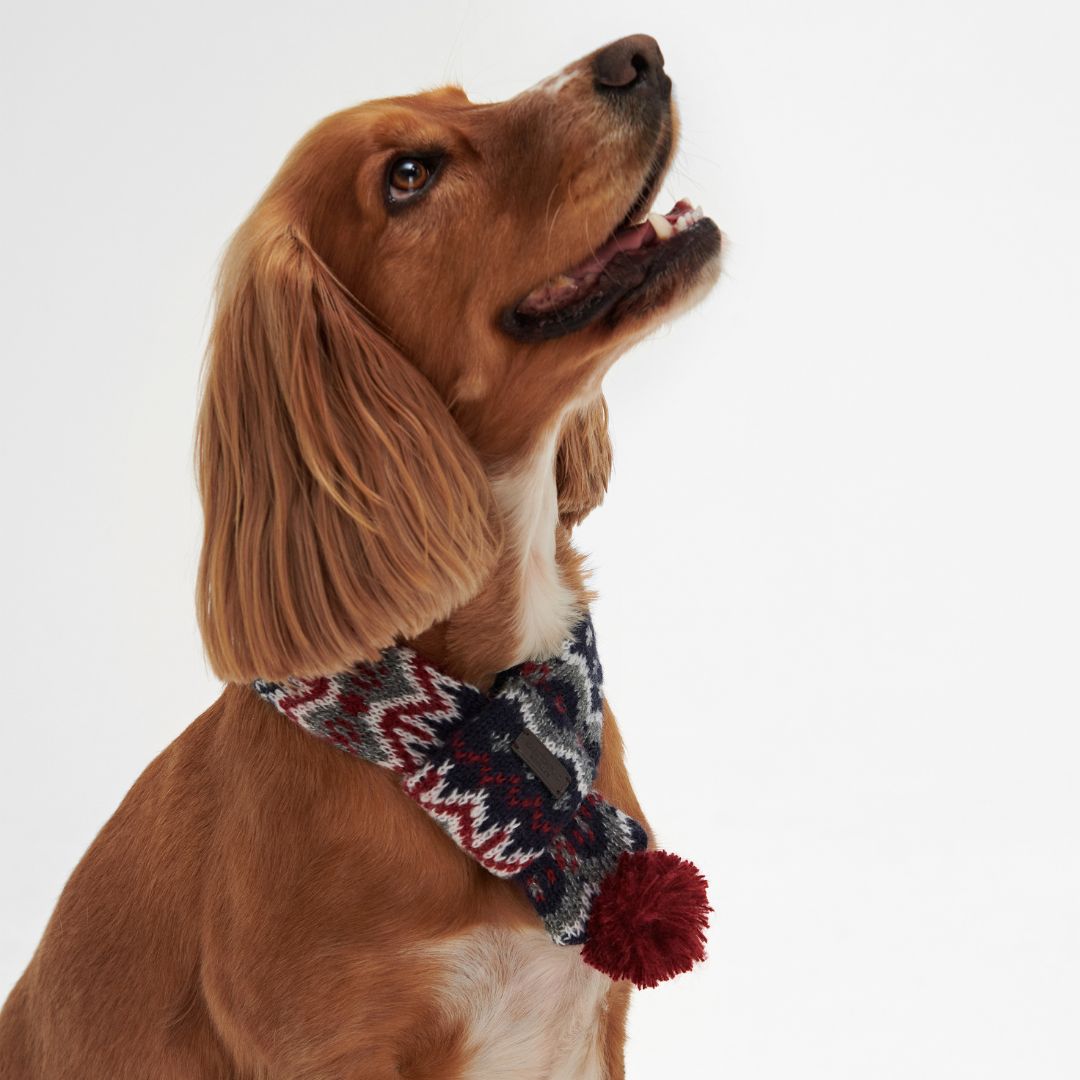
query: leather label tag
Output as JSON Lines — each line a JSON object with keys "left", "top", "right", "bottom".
{"left": 511, "top": 730, "right": 571, "bottom": 798}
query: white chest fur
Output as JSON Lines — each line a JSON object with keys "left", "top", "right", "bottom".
{"left": 435, "top": 927, "right": 611, "bottom": 1080}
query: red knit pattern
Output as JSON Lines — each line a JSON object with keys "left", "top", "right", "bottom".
{"left": 581, "top": 849, "right": 710, "bottom": 988}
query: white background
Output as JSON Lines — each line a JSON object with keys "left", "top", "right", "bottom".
{"left": 2, "top": 2, "right": 1078, "bottom": 1076}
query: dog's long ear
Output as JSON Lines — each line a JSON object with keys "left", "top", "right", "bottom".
{"left": 196, "top": 217, "right": 497, "bottom": 682}
{"left": 555, "top": 396, "right": 613, "bottom": 527}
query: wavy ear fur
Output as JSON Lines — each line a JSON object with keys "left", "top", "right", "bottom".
{"left": 556, "top": 396, "right": 613, "bottom": 527}
{"left": 197, "top": 215, "right": 497, "bottom": 682}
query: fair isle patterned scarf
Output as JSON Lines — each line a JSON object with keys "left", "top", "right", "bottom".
{"left": 253, "top": 616, "right": 709, "bottom": 988}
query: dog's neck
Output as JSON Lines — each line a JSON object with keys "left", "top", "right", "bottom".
{"left": 490, "top": 427, "right": 579, "bottom": 662}
{"left": 412, "top": 414, "right": 588, "bottom": 684}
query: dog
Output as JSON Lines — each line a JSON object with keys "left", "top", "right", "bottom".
{"left": 0, "top": 34, "right": 721, "bottom": 1079}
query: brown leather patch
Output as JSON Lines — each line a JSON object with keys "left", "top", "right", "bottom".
{"left": 511, "top": 730, "right": 570, "bottom": 798}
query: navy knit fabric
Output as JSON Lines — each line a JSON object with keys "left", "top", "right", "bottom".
{"left": 253, "top": 615, "right": 648, "bottom": 946}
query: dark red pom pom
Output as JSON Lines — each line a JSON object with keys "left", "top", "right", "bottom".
{"left": 581, "top": 849, "right": 710, "bottom": 988}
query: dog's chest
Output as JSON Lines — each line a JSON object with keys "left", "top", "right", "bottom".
{"left": 435, "top": 926, "right": 611, "bottom": 1080}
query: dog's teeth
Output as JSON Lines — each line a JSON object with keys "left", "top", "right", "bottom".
{"left": 671, "top": 204, "right": 704, "bottom": 233}
{"left": 552, "top": 274, "right": 577, "bottom": 288}
{"left": 648, "top": 212, "right": 674, "bottom": 241}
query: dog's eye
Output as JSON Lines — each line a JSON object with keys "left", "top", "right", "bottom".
{"left": 388, "top": 157, "right": 436, "bottom": 201}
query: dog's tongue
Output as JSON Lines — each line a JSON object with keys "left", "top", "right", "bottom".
{"left": 517, "top": 199, "right": 699, "bottom": 317}
{"left": 576, "top": 198, "right": 694, "bottom": 275}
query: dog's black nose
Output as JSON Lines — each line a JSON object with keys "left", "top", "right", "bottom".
{"left": 593, "top": 35, "right": 668, "bottom": 93}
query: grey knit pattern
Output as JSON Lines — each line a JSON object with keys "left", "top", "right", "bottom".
{"left": 252, "top": 616, "right": 648, "bottom": 948}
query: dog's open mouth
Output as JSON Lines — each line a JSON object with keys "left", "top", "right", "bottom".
{"left": 502, "top": 196, "right": 722, "bottom": 342}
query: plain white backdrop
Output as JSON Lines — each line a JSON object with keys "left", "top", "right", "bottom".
{"left": 2, "top": 1, "right": 1078, "bottom": 1076}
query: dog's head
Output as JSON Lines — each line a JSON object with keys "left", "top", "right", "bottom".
{"left": 197, "top": 36, "right": 722, "bottom": 682}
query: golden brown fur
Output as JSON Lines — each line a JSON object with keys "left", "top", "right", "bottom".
{"left": 1, "top": 35, "right": 719, "bottom": 1078}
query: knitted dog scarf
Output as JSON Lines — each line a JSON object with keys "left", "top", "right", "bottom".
{"left": 253, "top": 616, "right": 709, "bottom": 988}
